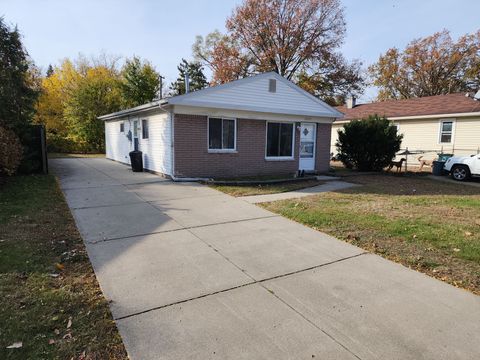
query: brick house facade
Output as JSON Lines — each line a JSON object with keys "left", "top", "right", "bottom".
{"left": 174, "top": 114, "right": 332, "bottom": 178}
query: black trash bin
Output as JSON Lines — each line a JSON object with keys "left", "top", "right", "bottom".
{"left": 129, "top": 150, "right": 143, "bottom": 172}
{"left": 432, "top": 160, "right": 445, "bottom": 176}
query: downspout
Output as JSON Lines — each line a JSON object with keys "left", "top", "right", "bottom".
{"left": 170, "top": 110, "right": 175, "bottom": 177}
{"left": 163, "top": 105, "right": 210, "bottom": 182}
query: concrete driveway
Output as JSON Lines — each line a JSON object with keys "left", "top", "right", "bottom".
{"left": 51, "top": 158, "right": 480, "bottom": 360}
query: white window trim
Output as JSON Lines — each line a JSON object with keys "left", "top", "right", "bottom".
{"left": 207, "top": 117, "right": 237, "bottom": 153}
{"left": 438, "top": 118, "right": 455, "bottom": 144}
{"left": 141, "top": 119, "right": 149, "bottom": 140}
{"left": 265, "top": 121, "right": 296, "bottom": 161}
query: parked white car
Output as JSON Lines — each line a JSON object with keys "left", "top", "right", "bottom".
{"left": 444, "top": 155, "right": 480, "bottom": 181}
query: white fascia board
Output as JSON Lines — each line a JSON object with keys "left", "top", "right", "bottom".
{"left": 172, "top": 105, "right": 335, "bottom": 124}
{"left": 98, "top": 100, "right": 168, "bottom": 121}
{"left": 334, "top": 111, "right": 480, "bottom": 124}
{"left": 389, "top": 112, "right": 480, "bottom": 120}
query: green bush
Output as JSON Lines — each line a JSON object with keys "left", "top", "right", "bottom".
{"left": 336, "top": 115, "right": 403, "bottom": 171}
{"left": 0, "top": 126, "right": 23, "bottom": 176}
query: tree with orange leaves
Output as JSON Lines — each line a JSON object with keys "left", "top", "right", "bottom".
{"left": 369, "top": 29, "right": 480, "bottom": 101}
{"left": 193, "top": 0, "right": 364, "bottom": 105}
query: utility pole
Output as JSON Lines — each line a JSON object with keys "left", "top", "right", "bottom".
{"left": 158, "top": 75, "right": 165, "bottom": 99}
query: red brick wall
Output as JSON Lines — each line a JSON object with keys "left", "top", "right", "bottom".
{"left": 315, "top": 123, "right": 332, "bottom": 173}
{"left": 174, "top": 114, "right": 331, "bottom": 178}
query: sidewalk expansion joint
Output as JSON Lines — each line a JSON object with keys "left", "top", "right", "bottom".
{"left": 86, "top": 215, "right": 281, "bottom": 244}
{"left": 258, "top": 280, "right": 363, "bottom": 360}
{"left": 114, "top": 252, "right": 368, "bottom": 322}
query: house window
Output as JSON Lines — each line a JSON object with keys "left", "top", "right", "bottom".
{"left": 208, "top": 118, "right": 236, "bottom": 151}
{"left": 266, "top": 122, "right": 294, "bottom": 158}
{"left": 120, "top": 122, "right": 124, "bottom": 133}
{"left": 439, "top": 120, "right": 453, "bottom": 143}
{"left": 142, "top": 119, "right": 149, "bottom": 139}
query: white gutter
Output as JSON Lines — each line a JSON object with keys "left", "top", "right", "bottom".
{"left": 334, "top": 111, "right": 480, "bottom": 124}
{"left": 389, "top": 111, "right": 480, "bottom": 120}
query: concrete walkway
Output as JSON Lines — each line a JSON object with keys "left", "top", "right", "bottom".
{"left": 241, "top": 180, "right": 358, "bottom": 203}
{"left": 52, "top": 158, "right": 480, "bottom": 360}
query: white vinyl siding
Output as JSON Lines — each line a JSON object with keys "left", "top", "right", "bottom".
{"left": 104, "top": 111, "right": 172, "bottom": 175}
{"left": 105, "top": 119, "right": 132, "bottom": 163}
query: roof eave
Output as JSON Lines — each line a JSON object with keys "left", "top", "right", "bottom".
{"left": 98, "top": 99, "right": 168, "bottom": 121}
{"left": 170, "top": 100, "right": 339, "bottom": 119}
{"left": 334, "top": 110, "right": 480, "bottom": 123}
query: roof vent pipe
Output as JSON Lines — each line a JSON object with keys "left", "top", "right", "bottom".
{"left": 346, "top": 95, "right": 356, "bottom": 109}
{"left": 185, "top": 72, "right": 190, "bottom": 94}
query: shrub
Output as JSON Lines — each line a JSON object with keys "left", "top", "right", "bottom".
{"left": 0, "top": 126, "right": 23, "bottom": 176}
{"left": 336, "top": 115, "right": 403, "bottom": 171}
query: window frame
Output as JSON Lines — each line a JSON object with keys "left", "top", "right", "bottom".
{"left": 207, "top": 117, "right": 237, "bottom": 153}
{"left": 438, "top": 119, "right": 454, "bottom": 144}
{"left": 141, "top": 119, "right": 149, "bottom": 139}
{"left": 265, "top": 121, "right": 296, "bottom": 160}
{"left": 120, "top": 122, "right": 125, "bottom": 133}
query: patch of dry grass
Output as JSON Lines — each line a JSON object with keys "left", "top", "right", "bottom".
{"left": 262, "top": 174, "right": 480, "bottom": 294}
{"left": 0, "top": 175, "right": 127, "bottom": 359}
{"left": 212, "top": 179, "right": 323, "bottom": 197}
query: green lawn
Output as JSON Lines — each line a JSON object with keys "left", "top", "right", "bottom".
{"left": 262, "top": 174, "right": 480, "bottom": 294}
{"left": 0, "top": 175, "right": 126, "bottom": 359}
{"left": 212, "top": 179, "right": 323, "bottom": 197}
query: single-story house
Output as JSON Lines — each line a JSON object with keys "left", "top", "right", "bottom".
{"left": 99, "top": 72, "right": 342, "bottom": 179}
{"left": 332, "top": 93, "right": 480, "bottom": 159}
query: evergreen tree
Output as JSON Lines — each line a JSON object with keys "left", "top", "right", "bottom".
{"left": 46, "top": 64, "right": 54, "bottom": 77}
{"left": 170, "top": 59, "right": 207, "bottom": 95}
{"left": 120, "top": 56, "right": 161, "bottom": 108}
{"left": 336, "top": 115, "right": 403, "bottom": 171}
{"left": 0, "top": 17, "right": 39, "bottom": 136}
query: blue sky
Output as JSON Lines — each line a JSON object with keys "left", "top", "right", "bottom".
{"left": 2, "top": 0, "right": 479, "bottom": 101}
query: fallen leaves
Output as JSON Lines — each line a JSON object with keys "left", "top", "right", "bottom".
{"left": 6, "top": 341, "right": 22, "bottom": 349}
{"left": 67, "top": 317, "right": 72, "bottom": 329}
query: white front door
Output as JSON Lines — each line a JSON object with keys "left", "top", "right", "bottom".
{"left": 299, "top": 122, "right": 316, "bottom": 171}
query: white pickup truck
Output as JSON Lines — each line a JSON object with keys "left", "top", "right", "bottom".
{"left": 444, "top": 154, "right": 480, "bottom": 181}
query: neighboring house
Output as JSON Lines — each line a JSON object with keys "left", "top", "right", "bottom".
{"left": 99, "top": 72, "right": 342, "bottom": 179}
{"left": 333, "top": 93, "right": 480, "bottom": 158}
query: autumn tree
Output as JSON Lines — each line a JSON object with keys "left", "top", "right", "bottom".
{"left": 120, "top": 56, "right": 161, "bottom": 108}
{"left": 193, "top": 30, "right": 252, "bottom": 84}
{"left": 63, "top": 57, "right": 122, "bottom": 152}
{"left": 35, "top": 59, "right": 79, "bottom": 150}
{"left": 370, "top": 29, "right": 480, "bottom": 100}
{"left": 35, "top": 56, "right": 123, "bottom": 152}
{"left": 297, "top": 55, "right": 365, "bottom": 106}
{"left": 170, "top": 59, "right": 208, "bottom": 95}
{"left": 193, "top": 0, "right": 364, "bottom": 103}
